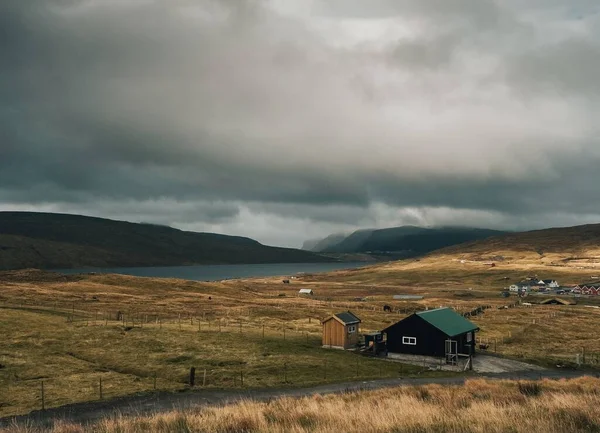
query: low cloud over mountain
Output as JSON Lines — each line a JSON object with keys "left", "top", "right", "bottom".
{"left": 2, "top": 0, "right": 599, "bottom": 246}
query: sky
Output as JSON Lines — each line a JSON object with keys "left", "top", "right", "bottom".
{"left": 1, "top": 0, "right": 600, "bottom": 248}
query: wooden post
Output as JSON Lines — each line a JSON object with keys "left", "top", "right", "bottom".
{"left": 41, "top": 381, "right": 45, "bottom": 411}
{"left": 324, "top": 361, "right": 327, "bottom": 379}
{"left": 99, "top": 377, "right": 103, "bottom": 400}
{"left": 284, "top": 362, "right": 287, "bottom": 383}
{"left": 262, "top": 323, "right": 265, "bottom": 339}
{"left": 154, "top": 373, "right": 157, "bottom": 390}
{"left": 189, "top": 367, "right": 196, "bottom": 387}
{"left": 283, "top": 328, "right": 286, "bottom": 340}
{"left": 240, "top": 367, "right": 244, "bottom": 387}
{"left": 203, "top": 369, "right": 207, "bottom": 387}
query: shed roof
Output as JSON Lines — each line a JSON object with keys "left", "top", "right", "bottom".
{"left": 335, "top": 311, "right": 361, "bottom": 325}
{"left": 540, "top": 298, "right": 575, "bottom": 305}
{"left": 416, "top": 308, "right": 478, "bottom": 337}
{"left": 322, "top": 311, "right": 361, "bottom": 325}
{"left": 298, "top": 288, "right": 313, "bottom": 294}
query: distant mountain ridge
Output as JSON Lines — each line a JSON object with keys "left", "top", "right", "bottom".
{"left": 0, "top": 212, "right": 332, "bottom": 270}
{"left": 304, "top": 226, "right": 508, "bottom": 258}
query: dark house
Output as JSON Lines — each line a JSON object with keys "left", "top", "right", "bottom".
{"left": 382, "top": 307, "right": 479, "bottom": 361}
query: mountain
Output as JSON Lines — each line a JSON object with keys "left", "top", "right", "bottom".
{"left": 307, "top": 226, "right": 507, "bottom": 257}
{"left": 0, "top": 212, "right": 332, "bottom": 270}
{"left": 302, "top": 233, "right": 350, "bottom": 252}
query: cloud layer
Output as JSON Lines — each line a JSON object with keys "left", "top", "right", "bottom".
{"left": 1, "top": 0, "right": 599, "bottom": 246}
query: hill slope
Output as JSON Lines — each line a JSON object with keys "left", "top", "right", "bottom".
{"left": 302, "top": 233, "right": 348, "bottom": 252}
{"left": 0, "top": 212, "right": 331, "bottom": 270}
{"left": 310, "top": 226, "right": 507, "bottom": 257}
{"left": 431, "top": 224, "right": 600, "bottom": 264}
{"left": 305, "top": 224, "right": 600, "bottom": 289}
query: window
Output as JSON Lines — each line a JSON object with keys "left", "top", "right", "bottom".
{"left": 402, "top": 336, "right": 417, "bottom": 345}
{"left": 348, "top": 325, "right": 356, "bottom": 334}
{"left": 466, "top": 332, "right": 472, "bottom": 342}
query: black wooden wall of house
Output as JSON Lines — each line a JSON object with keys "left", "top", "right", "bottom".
{"left": 384, "top": 314, "right": 448, "bottom": 357}
{"left": 454, "top": 331, "right": 475, "bottom": 356}
{"left": 384, "top": 314, "right": 476, "bottom": 357}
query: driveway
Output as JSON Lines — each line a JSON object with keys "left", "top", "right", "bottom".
{"left": 387, "top": 353, "right": 545, "bottom": 373}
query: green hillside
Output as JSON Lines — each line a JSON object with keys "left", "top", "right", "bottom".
{"left": 0, "top": 212, "right": 331, "bottom": 270}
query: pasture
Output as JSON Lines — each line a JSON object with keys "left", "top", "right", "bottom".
{"left": 1, "top": 267, "right": 600, "bottom": 417}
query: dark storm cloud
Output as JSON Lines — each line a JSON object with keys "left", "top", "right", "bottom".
{"left": 1, "top": 0, "right": 600, "bottom": 246}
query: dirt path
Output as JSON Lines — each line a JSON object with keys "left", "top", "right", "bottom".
{"left": 0, "top": 369, "right": 590, "bottom": 429}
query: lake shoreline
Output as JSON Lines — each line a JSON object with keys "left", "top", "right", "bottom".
{"left": 53, "top": 262, "right": 369, "bottom": 282}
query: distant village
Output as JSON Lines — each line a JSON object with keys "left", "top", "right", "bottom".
{"left": 508, "top": 277, "right": 600, "bottom": 296}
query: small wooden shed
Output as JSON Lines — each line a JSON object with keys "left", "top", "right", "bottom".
{"left": 321, "top": 311, "right": 361, "bottom": 349}
{"left": 298, "top": 288, "right": 313, "bottom": 296}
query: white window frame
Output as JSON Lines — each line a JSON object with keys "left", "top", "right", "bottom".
{"left": 347, "top": 325, "right": 356, "bottom": 334}
{"left": 402, "top": 336, "right": 417, "bottom": 345}
{"left": 466, "top": 332, "right": 472, "bottom": 342}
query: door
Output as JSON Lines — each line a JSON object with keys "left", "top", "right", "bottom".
{"left": 445, "top": 339, "right": 458, "bottom": 365}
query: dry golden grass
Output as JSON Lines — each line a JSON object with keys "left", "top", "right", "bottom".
{"left": 4, "top": 377, "right": 600, "bottom": 433}
{"left": 2, "top": 264, "right": 600, "bottom": 419}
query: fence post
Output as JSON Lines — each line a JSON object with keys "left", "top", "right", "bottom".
{"left": 262, "top": 323, "right": 265, "bottom": 339}
{"left": 203, "top": 369, "right": 207, "bottom": 387}
{"left": 41, "top": 381, "right": 45, "bottom": 411}
{"left": 99, "top": 377, "right": 103, "bottom": 400}
{"left": 240, "top": 367, "right": 244, "bottom": 387}
{"left": 190, "top": 367, "right": 196, "bottom": 387}
{"left": 154, "top": 373, "right": 157, "bottom": 390}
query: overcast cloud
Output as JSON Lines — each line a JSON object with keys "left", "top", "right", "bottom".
{"left": 1, "top": 0, "right": 599, "bottom": 247}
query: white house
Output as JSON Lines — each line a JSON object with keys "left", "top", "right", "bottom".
{"left": 542, "top": 279, "right": 560, "bottom": 288}
{"left": 509, "top": 284, "right": 530, "bottom": 293}
{"left": 298, "top": 288, "right": 314, "bottom": 296}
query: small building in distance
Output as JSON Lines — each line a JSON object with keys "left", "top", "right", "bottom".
{"left": 539, "top": 297, "right": 575, "bottom": 306}
{"left": 383, "top": 307, "right": 479, "bottom": 362}
{"left": 298, "top": 288, "right": 314, "bottom": 296}
{"left": 321, "top": 311, "right": 361, "bottom": 349}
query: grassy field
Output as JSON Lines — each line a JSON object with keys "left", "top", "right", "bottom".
{"left": 4, "top": 377, "right": 600, "bottom": 432}
{"left": 2, "top": 262, "right": 600, "bottom": 418}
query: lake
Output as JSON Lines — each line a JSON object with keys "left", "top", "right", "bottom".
{"left": 55, "top": 262, "right": 368, "bottom": 282}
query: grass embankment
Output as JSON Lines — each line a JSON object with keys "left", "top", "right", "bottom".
{"left": 5, "top": 377, "right": 600, "bottom": 433}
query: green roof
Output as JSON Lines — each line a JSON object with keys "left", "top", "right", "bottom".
{"left": 416, "top": 308, "right": 478, "bottom": 337}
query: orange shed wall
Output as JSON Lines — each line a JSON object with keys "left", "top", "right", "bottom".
{"left": 322, "top": 320, "right": 360, "bottom": 349}
{"left": 322, "top": 319, "right": 345, "bottom": 348}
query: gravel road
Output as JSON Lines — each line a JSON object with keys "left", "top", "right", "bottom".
{"left": 0, "top": 369, "right": 591, "bottom": 429}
